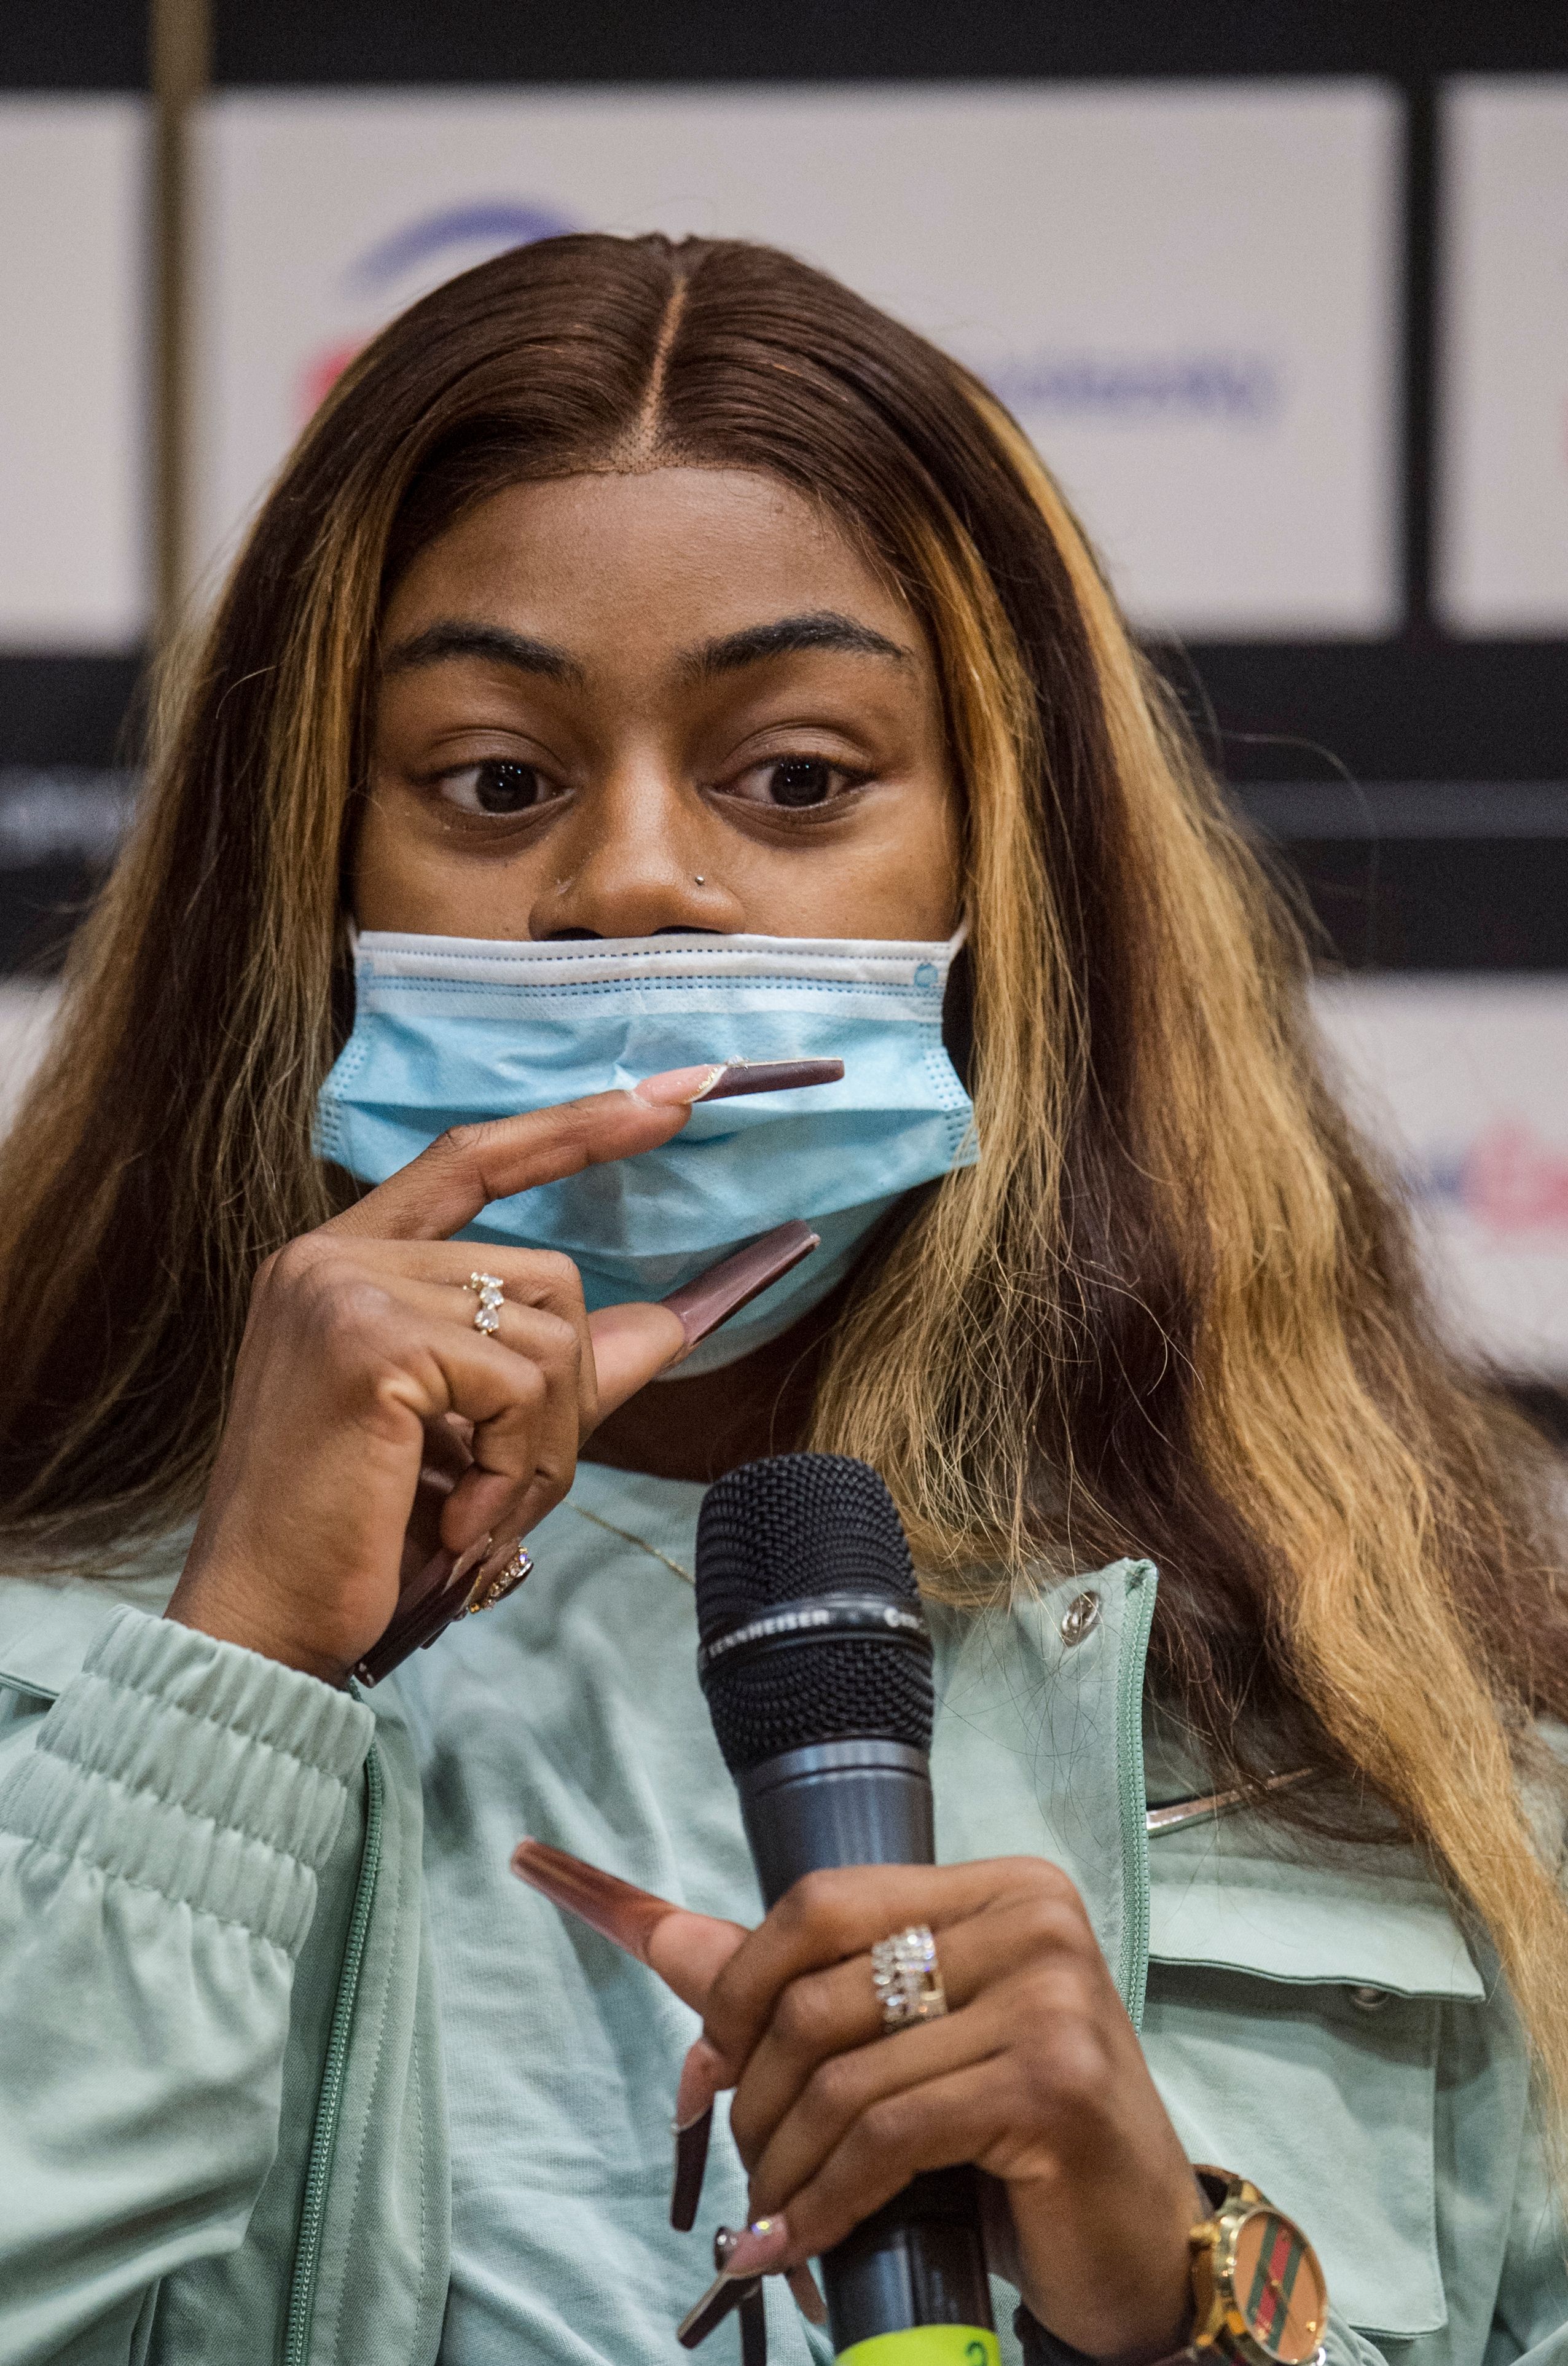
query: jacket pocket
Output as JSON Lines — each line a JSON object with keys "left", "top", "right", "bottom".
{"left": 1140, "top": 1828, "right": 1483, "bottom": 2340}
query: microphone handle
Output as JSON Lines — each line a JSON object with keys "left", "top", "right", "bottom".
{"left": 735, "top": 1740, "right": 997, "bottom": 2364}
{"left": 735, "top": 1739, "right": 935, "bottom": 1909}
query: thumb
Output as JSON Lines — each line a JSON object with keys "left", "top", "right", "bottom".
{"left": 587, "top": 1218, "right": 822, "bottom": 1417}
{"left": 645, "top": 1905, "right": 749, "bottom": 2015}
{"left": 587, "top": 1299, "right": 688, "bottom": 1418}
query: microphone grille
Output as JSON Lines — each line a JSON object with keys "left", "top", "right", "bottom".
{"left": 695, "top": 1454, "right": 933, "bottom": 1773}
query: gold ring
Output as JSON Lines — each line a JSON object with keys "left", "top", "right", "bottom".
{"left": 466, "top": 1271, "right": 504, "bottom": 1334}
{"left": 870, "top": 1925, "right": 947, "bottom": 2031}
{"left": 466, "top": 1541, "right": 533, "bottom": 1614}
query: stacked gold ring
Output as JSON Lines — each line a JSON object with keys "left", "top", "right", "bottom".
{"left": 870, "top": 1924, "right": 947, "bottom": 2031}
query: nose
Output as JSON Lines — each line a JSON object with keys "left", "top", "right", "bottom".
{"left": 528, "top": 764, "right": 746, "bottom": 941}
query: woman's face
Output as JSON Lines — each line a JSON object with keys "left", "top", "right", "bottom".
{"left": 356, "top": 467, "right": 961, "bottom": 942}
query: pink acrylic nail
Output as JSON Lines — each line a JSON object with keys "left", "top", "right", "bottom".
{"left": 674, "top": 2036, "right": 726, "bottom": 2130}
{"left": 633, "top": 1065, "right": 728, "bottom": 1108}
{"left": 718, "top": 2218, "right": 794, "bottom": 2277}
{"left": 511, "top": 1837, "right": 680, "bottom": 1962}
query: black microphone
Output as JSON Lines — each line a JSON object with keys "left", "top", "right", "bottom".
{"left": 695, "top": 1453, "right": 995, "bottom": 2363}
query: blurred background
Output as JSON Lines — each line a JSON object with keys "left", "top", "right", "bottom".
{"left": 1, "top": 1, "right": 1565, "bottom": 1422}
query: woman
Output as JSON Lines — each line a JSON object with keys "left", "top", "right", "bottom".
{"left": 0, "top": 232, "right": 1564, "bottom": 2366}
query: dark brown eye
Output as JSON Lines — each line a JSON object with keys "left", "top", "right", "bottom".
{"left": 473, "top": 761, "right": 543, "bottom": 813}
{"left": 437, "top": 759, "right": 564, "bottom": 819}
{"left": 769, "top": 758, "right": 834, "bottom": 807}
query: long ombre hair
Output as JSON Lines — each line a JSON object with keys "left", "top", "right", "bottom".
{"left": 2, "top": 233, "right": 1566, "bottom": 2105}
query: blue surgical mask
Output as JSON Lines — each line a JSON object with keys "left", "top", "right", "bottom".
{"left": 316, "top": 926, "right": 976, "bottom": 1372}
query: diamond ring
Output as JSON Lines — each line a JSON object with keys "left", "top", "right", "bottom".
{"left": 466, "top": 1272, "right": 505, "bottom": 1334}
{"left": 870, "top": 1924, "right": 947, "bottom": 2031}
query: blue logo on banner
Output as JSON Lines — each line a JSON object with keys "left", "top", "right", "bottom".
{"left": 983, "top": 349, "right": 1282, "bottom": 425}
{"left": 300, "top": 199, "right": 584, "bottom": 416}
{"left": 347, "top": 200, "right": 580, "bottom": 294}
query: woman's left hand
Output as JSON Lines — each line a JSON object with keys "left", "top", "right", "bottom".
{"left": 670, "top": 1858, "right": 1199, "bottom": 2362}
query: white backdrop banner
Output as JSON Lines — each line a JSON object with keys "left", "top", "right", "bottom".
{"left": 1438, "top": 77, "right": 1568, "bottom": 635}
{"left": 191, "top": 82, "right": 1401, "bottom": 638}
{"left": 0, "top": 96, "right": 150, "bottom": 650}
{"left": 1316, "top": 977, "right": 1568, "bottom": 1374}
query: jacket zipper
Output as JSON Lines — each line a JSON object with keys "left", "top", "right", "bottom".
{"left": 1113, "top": 1562, "right": 1157, "bottom": 2032}
{"left": 283, "top": 1735, "right": 385, "bottom": 2366}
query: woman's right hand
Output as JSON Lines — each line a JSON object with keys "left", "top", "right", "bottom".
{"left": 165, "top": 1075, "right": 711, "bottom": 1683}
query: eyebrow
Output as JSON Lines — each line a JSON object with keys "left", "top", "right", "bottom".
{"left": 380, "top": 621, "right": 586, "bottom": 686}
{"left": 678, "top": 611, "right": 915, "bottom": 682}
{"left": 380, "top": 608, "right": 914, "bottom": 689}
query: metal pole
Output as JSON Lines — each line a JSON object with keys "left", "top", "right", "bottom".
{"left": 150, "top": 0, "right": 210, "bottom": 638}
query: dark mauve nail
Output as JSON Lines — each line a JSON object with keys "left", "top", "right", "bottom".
{"left": 660, "top": 1220, "right": 819, "bottom": 1350}
{"left": 694, "top": 1057, "right": 844, "bottom": 1102}
{"left": 677, "top": 2265, "right": 760, "bottom": 2352}
{"left": 351, "top": 1528, "right": 496, "bottom": 1686}
{"left": 511, "top": 1837, "right": 681, "bottom": 1964}
{"left": 353, "top": 1545, "right": 461, "bottom": 1686}
{"left": 670, "top": 2104, "right": 713, "bottom": 2233}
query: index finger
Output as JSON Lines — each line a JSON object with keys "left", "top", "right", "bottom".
{"left": 321, "top": 1053, "right": 845, "bottom": 1244}
{"left": 511, "top": 1839, "right": 748, "bottom": 2012}
{"left": 323, "top": 1086, "right": 696, "bottom": 1244}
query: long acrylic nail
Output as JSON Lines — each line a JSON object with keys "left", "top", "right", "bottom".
{"left": 351, "top": 1534, "right": 480, "bottom": 1686}
{"left": 669, "top": 2104, "right": 713, "bottom": 2232}
{"left": 449, "top": 1530, "right": 495, "bottom": 1588}
{"left": 670, "top": 2034, "right": 726, "bottom": 2230}
{"left": 634, "top": 1065, "right": 727, "bottom": 1107}
{"left": 718, "top": 2217, "right": 793, "bottom": 2277}
{"left": 661, "top": 1220, "right": 818, "bottom": 1352}
{"left": 694, "top": 1057, "right": 843, "bottom": 1101}
{"left": 511, "top": 1838, "right": 680, "bottom": 1962}
{"left": 676, "top": 2262, "right": 759, "bottom": 2351}
{"left": 787, "top": 2264, "right": 828, "bottom": 2325}
{"left": 675, "top": 2036, "right": 726, "bottom": 2130}
{"left": 633, "top": 1058, "right": 843, "bottom": 1108}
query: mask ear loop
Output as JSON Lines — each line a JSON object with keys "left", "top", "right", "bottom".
{"left": 941, "top": 922, "right": 976, "bottom": 1096}
{"left": 327, "top": 915, "right": 361, "bottom": 1066}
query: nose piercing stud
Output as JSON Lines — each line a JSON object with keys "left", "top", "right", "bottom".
{"left": 694, "top": 874, "right": 705, "bottom": 884}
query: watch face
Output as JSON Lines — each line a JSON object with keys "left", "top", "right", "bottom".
{"left": 1230, "top": 2206, "right": 1328, "bottom": 2363}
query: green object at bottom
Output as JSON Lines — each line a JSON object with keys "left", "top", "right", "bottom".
{"left": 836, "top": 2329, "right": 1001, "bottom": 2366}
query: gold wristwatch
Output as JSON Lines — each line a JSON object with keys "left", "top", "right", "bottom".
{"left": 1186, "top": 2166, "right": 1328, "bottom": 2366}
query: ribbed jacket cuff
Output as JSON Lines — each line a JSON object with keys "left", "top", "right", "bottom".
{"left": 0, "top": 1605, "right": 375, "bottom": 1954}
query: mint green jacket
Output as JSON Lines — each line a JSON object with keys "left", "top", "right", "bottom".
{"left": 1, "top": 1548, "right": 1564, "bottom": 2366}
